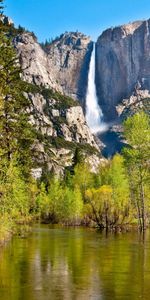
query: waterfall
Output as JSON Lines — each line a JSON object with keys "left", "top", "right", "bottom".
{"left": 86, "top": 44, "right": 106, "bottom": 133}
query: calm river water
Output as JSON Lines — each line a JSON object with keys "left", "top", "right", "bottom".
{"left": 0, "top": 225, "right": 150, "bottom": 300}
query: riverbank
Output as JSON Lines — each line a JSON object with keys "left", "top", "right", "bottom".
{"left": 0, "top": 225, "right": 150, "bottom": 300}
{"left": 0, "top": 216, "right": 145, "bottom": 246}
{"left": 0, "top": 214, "right": 35, "bottom": 246}
{"left": 0, "top": 217, "right": 12, "bottom": 246}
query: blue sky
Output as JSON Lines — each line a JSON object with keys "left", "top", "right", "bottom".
{"left": 4, "top": 0, "right": 150, "bottom": 42}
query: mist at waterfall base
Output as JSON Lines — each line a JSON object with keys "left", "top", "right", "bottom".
{"left": 86, "top": 45, "right": 107, "bottom": 134}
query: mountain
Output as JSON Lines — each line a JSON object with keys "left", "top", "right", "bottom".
{"left": 14, "top": 19, "right": 150, "bottom": 124}
{"left": 96, "top": 20, "right": 150, "bottom": 121}
{"left": 14, "top": 31, "right": 93, "bottom": 106}
{"left": 10, "top": 29, "right": 101, "bottom": 177}
{"left": 3, "top": 17, "right": 149, "bottom": 172}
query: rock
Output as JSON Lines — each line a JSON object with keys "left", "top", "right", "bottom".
{"left": 13, "top": 32, "right": 93, "bottom": 105}
{"left": 85, "top": 155, "right": 105, "bottom": 173}
{"left": 13, "top": 33, "right": 62, "bottom": 92}
{"left": 51, "top": 109, "right": 60, "bottom": 117}
{"left": 116, "top": 88, "right": 150, "bottom": 119}
{"left": 25, "top": 90, "right": 101, "bottom": 175}
{"left": 66, "top": 106, "right": 99, "bottom": 149}
{"left": 31, "top": 168, "right": 42, "bottom": 179}
{"left": 45, "top": 32, "right": 93, "bottom": 104}
{"left": 96, "top": 19, "right": 150, "bottom": 121}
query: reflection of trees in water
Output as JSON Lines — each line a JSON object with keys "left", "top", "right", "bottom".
{"left": 0, "top": 227, "right": 150, "bottom": 299}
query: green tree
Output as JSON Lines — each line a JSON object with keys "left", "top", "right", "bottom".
{"left": 58, "top": 186, "right": 83, "bottom": 224}
{"left": 72, "top": 162, "right": 94, "bottom": 198}
{"left": 0, "top": 155, "right": 30, "bottom": 218}
{"left": 123, "top": 112, "right": 150, "bottom": 231}
{"left": 36, "top": 182, "right": 50, "bottom": 218}
{"left": 0, "top": 8, "right": 34, "bottom": 177}
{"left": 108, "top": 154, "right": 130, "bottom": 225}
{"left": 85, "top": 185, "right": 112, "bottom": 229}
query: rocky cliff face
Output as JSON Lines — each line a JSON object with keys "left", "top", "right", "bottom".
{"left": 11, "top": 31, "right": 102, "bottom": 176}
{"left": 96, "top": 19, "right": 150, "bottom": 121}
{"left": 44, "top": 32, "right": 93, "bottom": 104}
{"left": 0, "top": 25, "right": 101, "bottom": 177}
{"left": 11, "top": 18, "right": 150, "bottom": 167}
{"left": 27, "top": 88, "right": 101, "bottom": 177}
{"left": 14, "top": 32, "right": 93, "bottom": 105}
{"left": 116, "top": 88, "right": 150, "bottom": 119}
{"left": 13, "top": 33, "right": 63, "bottom": 92}
{"left": 14, "top": 20, "right": 150, "bottom": 125}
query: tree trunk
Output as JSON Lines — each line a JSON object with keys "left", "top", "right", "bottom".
{"left": 140, "top": 180, "right": 145, "bottom": 232}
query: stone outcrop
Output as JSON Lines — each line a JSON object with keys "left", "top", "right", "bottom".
{"left": 96, "top": 19, "right": 150, "bottom": 121}
{"left": 45, "top": 32, "right": 93, "bottom": 104}
{"left": 29, "top": 92, "right": 98, "bottom": 149}
{"left": 116, "top": 88, "right": 150, "bottom": 119}
{"left": 13, "top": 33, "right": 62, "bottom": 92}
{"left": 14, "top": 31, "right": 93, "bottom": 105}
{"left": 26, "top": 89, "right": 101, "bottom": 177}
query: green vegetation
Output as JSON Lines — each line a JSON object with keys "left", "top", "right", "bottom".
{"left": 31, "top": 120, "right": 149, "bottom": 231}
{"left": 41, "top": 87, "right": 78, "bottom": 109}
{"left": 0, "top": 0, "right": 37, "bottom": 241}
{"left": 123, "top": 112, "right": 150, "bottom": 231}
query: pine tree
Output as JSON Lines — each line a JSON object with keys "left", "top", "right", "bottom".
{"left": 0, "top": 0, "right": 3, "bottom": 12}
{"left": 0, "top": 4, "right": 34, "bottom": 177}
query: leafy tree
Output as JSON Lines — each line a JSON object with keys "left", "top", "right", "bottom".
{"left": 57, "top": 186, "right": 83, "bottom": 223}
{"left": 123, "top": 112, "right": 150, "bottom": 231}
{"left": 85, "top": 185, "right": 112, "bottom": 229}
{"left": 0, "top": 155, "right": 30, "bottom": 218}
{"left": 36, "top": 182, "right": 50, "bottom": 218}
{"left": 72, "top": 163, "right": 94, "bottom": 198}
{"left": 108, "top": 154, "right": 130, "bottom": 225}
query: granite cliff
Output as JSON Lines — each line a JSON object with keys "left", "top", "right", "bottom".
{"left": 11, "top": 30, "right": 101, "bottom": 176}
{"left": 7, "top": 17, "right": 150, "bottom": 168}
{"left": 96, "top": 19, "right": 150, "bottom": 121}
{"left": 14, "top": 20, "right": 150, "bottom": 124}
{"left": 14, "top": 31, "right": 93, "bottom": 105}
{"left": 26, "top": 87, "right": 101, "bottom": 177}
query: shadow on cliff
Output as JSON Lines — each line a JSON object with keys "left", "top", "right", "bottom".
{"left": 98, "top": 125, "right": 127, "bottom": 158}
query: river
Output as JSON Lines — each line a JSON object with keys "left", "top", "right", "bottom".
{"left": 0, "top": 225, "right": 150, "bottom": 300}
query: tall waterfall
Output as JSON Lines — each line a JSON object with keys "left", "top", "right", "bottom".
{"left": 86, "top": 44, "right": 105, "bottom": 133}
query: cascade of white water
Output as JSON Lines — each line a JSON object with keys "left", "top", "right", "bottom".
{"left": 86, "top": 44, "right": 106, "bottom": 133}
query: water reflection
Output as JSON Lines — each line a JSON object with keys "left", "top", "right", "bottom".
{"left": 0, "top": 226, "right": 150, "bottom": 300}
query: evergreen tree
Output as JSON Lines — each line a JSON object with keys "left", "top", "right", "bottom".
{"left": 0, "top": 0, "right": 3, "bottom": 12}
{"left": 0, "top": 5, "right": 34, "bottom": 177}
